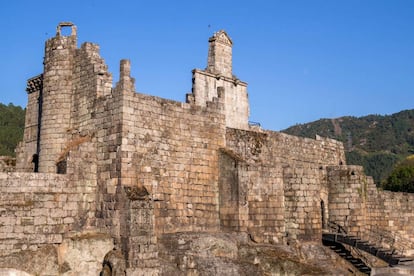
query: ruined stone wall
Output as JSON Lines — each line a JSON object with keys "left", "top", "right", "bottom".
{"left": 87, "top": 87, "right": 226, "bottom": 274}
{"left": 64, "top": 40, "right": 113, "bottom": 200}
{"left": 0, "top": 23, "right": 124, "bottom": 273}
{"left": 16, "top": 75, "right": 42, "bottom": 172}
{"left": 224, "top": 128, "right": 345, "bottom": 242}
{"left": 327, "top": 166, "right": 370, "bottom": 236}
{"left": 119, "top": 90, "right": 226, "bottom": 236}
{"left": 366, "top": 185, "right": 414, "bottom": 256}
{"left": 206, "top": 30, "right": 233, "bottom": 78}
{"left": 6, "top": 22, "right": 414, "bottom": 273}
{"left": 0, "top": 172, "right": 97, "bottom": 256}
{"left": 226, "top": 130, "right": 345, "bottom": 167}
{"left": 218, "top": 150, "right": 243, "bottom": 232}
{"left": 0, "top": 35, "right": 112, "bottom": 257}
{"left": 94, "top": 93, "right": 123, "bottom": 239}
{"left": 0, "top": 156, "right": 16, "bottom": 173}
{"left": 327, "top": 165, "right": 414, "bottom": 256}
{"left": 71, "top": 41, "right": 112, "bottom": 135}
{"left": 38, "top": 26, "right": 77, "bottom": 173}
{"left": 191, "top": 70, "right": 249, "bottom": 130}
{"left": 218, "top": 151, "right": 284, "bottom": 242}
{"left": 190, "top": 30, "right": 249, "bottom": 130}
{"left": 283, "top": 165, "right": 328, "bottom": 241}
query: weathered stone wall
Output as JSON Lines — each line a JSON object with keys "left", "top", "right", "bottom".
{"left": 0, "top": 156, "right": 16, "bottom": 172}
{"left": 327, "top": 165, "right": 414, "bottom": 256}
{"left": 119, "top": 89, "right": 226, "bottom": 235}
{"left": 206, "top": 30, "right": 233, "bottom": 78}
{"left": 327, "top": 165, "right": 370, "bottom": 235}
{"left": 225, "top": 130, "right": 345, "bottom": 167}
{"left": 190, "top": 31, "right": 249, "bottom": 130}
{"left": 366, "top": 185, "right": 414, "bottom": 255}
{"left": 283, "top": 165, "right": 328, "bottom": 241}
{"left": 38, "top": 23, "right": 78, "bottom": 173}
{"left": 61, "top": 54, "right": 228, "bottom": 272}
{"left": 0, "top": 172, "right": 97, "bottom": 256}
{"left": 4, "top": 22, "right": 414, "bottom": 274}
{"left": 94, "top": 93, "right": 123, "bottom": 238}
{"left": 71, "top": 41, "right": 112, "bottom": 135}
{"left": 224, "top": 128, "right": 345, "bottom": 242}
{"left": 16, "top": 75, "right": 42, "bottom": 172}
{"left": 218, "top": 150, "right": 243, "bottom": 232}
{"left": 191, "top": 70, "right": 249, "bottom": 130}
{"left": 124, "top": 199, "right": 159, "bottom": 275}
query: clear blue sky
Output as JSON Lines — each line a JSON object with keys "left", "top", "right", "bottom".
{"left": 1, "top": 0, "right": 413, "bottom": 130}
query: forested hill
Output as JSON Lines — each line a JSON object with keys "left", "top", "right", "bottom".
{"left": 0, "top": 103, "right": 25, "bottom": 156}
{"left": 281, "top": 109, "right": 414, "bottom": 185}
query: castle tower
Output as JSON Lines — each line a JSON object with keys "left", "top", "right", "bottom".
{"left": 189, "top": 30, "right": 250, "bottom": 130}
{"left": 38, "top": 22, "right": 77, "bottom": 173}
{"left": 15, "top": 74, "right": 43, "bottom": 172}
{"left": 206, "top": 30, "right": 233, "bottom": 78}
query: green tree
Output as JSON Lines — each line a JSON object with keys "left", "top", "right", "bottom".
{"left": 382, "top": 155, "right": 414, "bottom": 192}
{"left": 0, "top": 103, "right": 25, "bottom": 156}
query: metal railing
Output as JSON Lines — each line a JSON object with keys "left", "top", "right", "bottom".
{"left": 248, "top": 121, "right": 261, "bottom": 127}
{"left": 327, "top": 221, "right": 348, "bottom": 235}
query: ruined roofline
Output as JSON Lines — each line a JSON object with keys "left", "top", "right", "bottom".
{"left": 56, "top": 21, "right": 77, "bottom": 37}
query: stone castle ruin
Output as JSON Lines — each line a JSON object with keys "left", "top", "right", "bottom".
{"left": 1, "top": 22, "right": 413, "bottom": 275}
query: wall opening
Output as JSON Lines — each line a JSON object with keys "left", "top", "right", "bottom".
{"left": 321, "top": 200, "right": 326, "bottom": 229}
{"left": 60, "top": 26, "right": 72, "bottom": 36}
{"left": 100, "top": 250, "right": 126, "bottom": 276}
{"left": 32, "top": 154, "right": 39, "bottom": 172}
{"left": 56, "top": 159, "right": 67, "bottom": 174}
{"left": 56, "top": 22, "right": 77, "bottom": 37}
{"left": 100, "top": 262, "right": 112, "bottom": 276}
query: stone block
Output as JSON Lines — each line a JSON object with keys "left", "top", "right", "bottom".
{"left": 34, "top": 216, "right": 47, "bottom": 225}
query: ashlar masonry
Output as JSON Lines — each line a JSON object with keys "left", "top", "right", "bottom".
{"left": 1, "top": 22, "right": 413, "bottom": 275}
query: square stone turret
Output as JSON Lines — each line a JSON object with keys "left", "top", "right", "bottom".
{"left": 189, "top": 30, "right": 250, "bottom": 130}
{"left": 206, "top": 30, "right": 233, "bottom": 78}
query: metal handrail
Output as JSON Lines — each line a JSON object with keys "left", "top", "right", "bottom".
{"left": 248, "top": 121, "right": 261, "bottom": 127}
{"left": 323, "top": 223, "right": 412, "bottom": 266}
{"left": 327, "top": 221, "right": 348, "bottom": 235}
